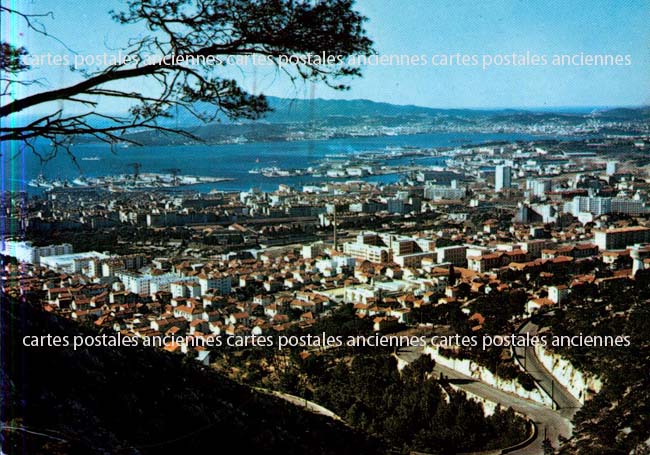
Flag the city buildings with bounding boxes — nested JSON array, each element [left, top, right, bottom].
[[424, 183, 466, 200], [606, 161, 618, 176], [4, 134, 650, 394], [40, 251, 110, 274], [526, 179, 552, 198], [198, 274, 233, 295], [117, 271, 191, 295], [1, 240, 73, 264], [594, 227, 650, 251], [435, 245, 468, 266], [495, 165, 512, 191], [569, 196, 648, 217], [343, 234, 391, 263]]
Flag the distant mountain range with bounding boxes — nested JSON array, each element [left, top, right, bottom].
[[169, 97, 506, 126], [16, 97, 646, 146], [167, 96, 650, 127], [115, 97, 648, 145]]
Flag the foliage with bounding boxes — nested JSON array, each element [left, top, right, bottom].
[[303, 351, 528, 454], [1, 1, 373, 152], [0, 297, 381, 454], [545, 277, 650, 454]]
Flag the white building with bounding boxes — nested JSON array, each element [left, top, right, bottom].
[[606, 161, 618, 176], [630, 244, 650, 276], [198, 274, 232, 295], [170, 280, 202, 298], [1, 240, 73, 264], [424, 183, 466, 200], [40, 251, 109, 274], [302, 242, 326, 259], [522, 240, 548, 258], [526, 179, 551, 198], [117, 271, 194, 295], [548, 285, 569, 305], [393, 251, 436, 268], [343, 240, 390, 263], [495, 165, 512, 192], [315, 255, 356, 274], [611, 198, 647, 216], [571, 196, 647, 217], [344, 285, 379, 304]]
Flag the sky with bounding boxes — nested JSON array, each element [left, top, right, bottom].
[[3, 0, 650, 112]]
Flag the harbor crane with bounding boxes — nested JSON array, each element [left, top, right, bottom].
[[129, 163, 141, 183]]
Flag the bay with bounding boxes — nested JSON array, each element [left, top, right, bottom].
[[2, 132, 567, 194]]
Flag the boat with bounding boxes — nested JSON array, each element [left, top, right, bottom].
[[30, 172, 235, 191], [81, 156, 101, 161], [73, 176, 90, 186], [27, 174, 53, 189], [231, 136, 248, 144]]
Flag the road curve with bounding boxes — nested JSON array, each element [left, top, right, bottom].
[[513, 320, 582, 420], [255, 387, 345, 422], [397, 346, 572, 455]]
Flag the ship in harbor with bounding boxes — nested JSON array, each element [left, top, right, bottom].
[[258, 167, 303, 177], [27, 174, 53, 190], [29, 173, 235, 191]]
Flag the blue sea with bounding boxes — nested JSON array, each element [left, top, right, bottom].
[[2, 132, 565, 195]]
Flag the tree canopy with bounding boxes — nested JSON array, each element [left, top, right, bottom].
[[0, 0, 373, 154]]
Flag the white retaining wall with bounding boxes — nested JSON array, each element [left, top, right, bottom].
[[425, 346, 554, 407], [534, 344, 602, 404]]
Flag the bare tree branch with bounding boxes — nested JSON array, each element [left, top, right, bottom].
[[1, 0, 373, 156]]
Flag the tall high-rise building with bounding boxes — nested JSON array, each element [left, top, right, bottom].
[[495, 165, 512, 192], [606, 161, 618, 176]]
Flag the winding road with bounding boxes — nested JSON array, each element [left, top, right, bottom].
[[397, 345, 573, 455], [513, 320, 582, 419], [260, 322, 580, 454]]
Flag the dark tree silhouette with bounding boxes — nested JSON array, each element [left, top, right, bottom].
[[448, 263, 456, 285], [0, 1, 373, 155]]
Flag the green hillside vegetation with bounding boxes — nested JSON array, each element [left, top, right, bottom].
[[0, 297, 381, 455], [213, 304, 530, 454], [300, 352, 529, 454], [545, 270, 650, 454]]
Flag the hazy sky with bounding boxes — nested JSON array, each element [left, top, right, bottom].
[[5, 0, 650, 110]]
